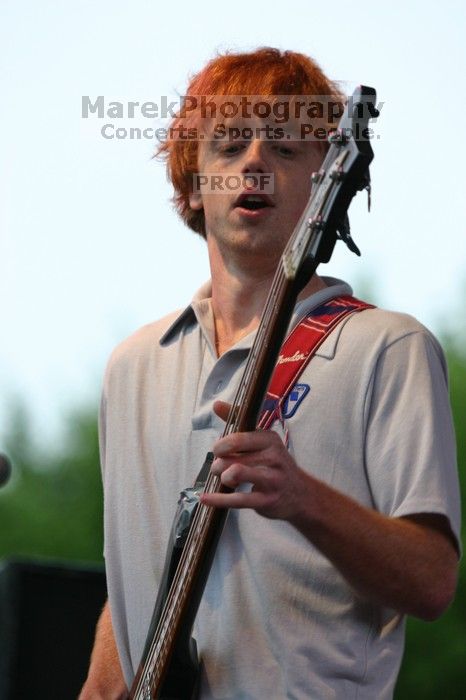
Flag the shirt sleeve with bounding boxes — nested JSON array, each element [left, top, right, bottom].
[[363, 330, 461, 552]]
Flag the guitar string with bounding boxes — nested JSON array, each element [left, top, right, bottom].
[[139, 223, 312, 693], [138, 274, 285, 693], [139, 261, 290, 695], [136, 202, 321, 696], [138, 196, 326, 697]]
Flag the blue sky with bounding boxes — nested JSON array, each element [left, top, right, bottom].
[[1, 0, 465, 444]]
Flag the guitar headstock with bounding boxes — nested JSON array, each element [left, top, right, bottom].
[[283, 86, 378, 282]]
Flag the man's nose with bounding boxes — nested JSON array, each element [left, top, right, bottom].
[[241, 139, 268, 173]]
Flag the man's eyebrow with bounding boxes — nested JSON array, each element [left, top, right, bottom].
[[206, 138, 223, 152]]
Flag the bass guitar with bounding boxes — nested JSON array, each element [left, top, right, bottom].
[[129, 85, 379, 700]]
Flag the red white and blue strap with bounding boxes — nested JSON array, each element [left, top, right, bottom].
[[257, 295, 374, 433]]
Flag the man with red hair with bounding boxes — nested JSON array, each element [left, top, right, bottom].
[[81, 48, 460, 699]]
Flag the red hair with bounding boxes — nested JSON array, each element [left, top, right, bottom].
[[156, 47, 343, 237]]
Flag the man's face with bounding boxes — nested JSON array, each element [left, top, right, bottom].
[[189, 116, 325, 265]]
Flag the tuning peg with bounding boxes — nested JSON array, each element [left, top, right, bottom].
[[328, 129, 349, 146], [311, 170, 325, 185], [337, 214, 361, 256], [330, 167, 345, 182], [357, 169, 372, 212]]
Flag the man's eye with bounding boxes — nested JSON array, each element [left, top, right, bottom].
[[220, 143, 244, 156], [273, 144, 295, 157]]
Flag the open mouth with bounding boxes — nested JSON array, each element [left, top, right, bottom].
[[234, 194, 273, 211]]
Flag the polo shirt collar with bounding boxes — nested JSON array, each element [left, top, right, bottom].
[[160, 276, 353, 359], [159, 279, 213, 346]]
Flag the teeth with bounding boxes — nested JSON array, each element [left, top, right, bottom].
[[243, 195, 263, 202]]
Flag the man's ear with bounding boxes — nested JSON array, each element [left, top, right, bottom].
[[189, 190, 203, 211]]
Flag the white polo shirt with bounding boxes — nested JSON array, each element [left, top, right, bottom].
[[100, 277, 460, 699]]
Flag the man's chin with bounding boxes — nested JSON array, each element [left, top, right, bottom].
[[213, 227, 289, 260]]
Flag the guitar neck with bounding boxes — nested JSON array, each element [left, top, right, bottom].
[[130, 85, 377, 699], [130, 156, 336, 700], [130, 263, 311, 699]]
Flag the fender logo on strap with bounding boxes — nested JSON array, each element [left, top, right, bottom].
[[277, 351, 307, 364]]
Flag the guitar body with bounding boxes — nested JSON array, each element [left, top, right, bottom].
[[132, 505, 202, 699], [156, 639, 200, 700]]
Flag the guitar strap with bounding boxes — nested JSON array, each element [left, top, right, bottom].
[[195, 294, 374, 485], [257, 294, 374, 434]]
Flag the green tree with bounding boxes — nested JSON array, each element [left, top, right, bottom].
[[0, 402, 103, 563]]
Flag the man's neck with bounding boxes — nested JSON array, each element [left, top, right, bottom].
[[209, 244, 327, 355]]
